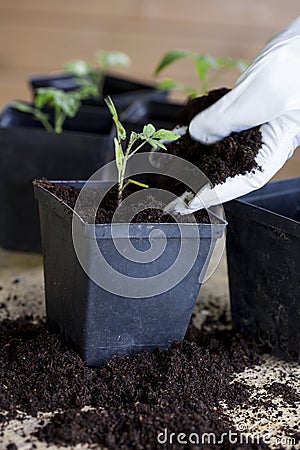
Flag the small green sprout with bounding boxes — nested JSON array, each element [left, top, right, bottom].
[[105, 96, 180, 204], [12, 83, 97, 133], [64, 51, 131, 100], [153, 49, 248, 97]]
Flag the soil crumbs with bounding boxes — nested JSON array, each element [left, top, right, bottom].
[[172, 88, 262, 186], [1, 314, 290, 450]]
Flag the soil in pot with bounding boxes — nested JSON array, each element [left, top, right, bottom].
[[36, 179, 212, 224]]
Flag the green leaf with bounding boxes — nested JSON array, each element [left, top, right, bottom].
[[153, 129, 180, 140], [216, 56, 232, 67], [142, 124, 156, 138], [153, 49, 194, 76], [35, 88, 56, 109], [104, 96, 126, 140], [35, 87, 82, 118], [158, 78, 180, 91], [58, 92, 80, 117], [34, 87, 85, 133], [183, 86, 199, 98], [158, 78, 198, 97], [114, 137, 124, 173], [215, 56, 248, 71], [11, 101, 36, 114], [146, 138, 167, 151], [63, 59, 94, 76], [198, 55, 218, 69], [129, 131, 138, 146], [194, 57, 211, 93], [153, 140, 168, 150], [96, 51, 130, 69], [11, 102, 53, 132], [60, 94, 81, 117], [154, 49, 248, 97], [77, 82, 99, 100], [104, 94, 117, 116]]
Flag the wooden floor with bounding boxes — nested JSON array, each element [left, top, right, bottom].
[[0, 0, 299, 179]]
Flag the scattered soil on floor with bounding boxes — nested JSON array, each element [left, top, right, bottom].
[[265, 382, 300, 407], [0, 316, 275, 449]]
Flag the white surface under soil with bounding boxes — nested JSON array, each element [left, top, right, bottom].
[[0, 246, 299, 450]]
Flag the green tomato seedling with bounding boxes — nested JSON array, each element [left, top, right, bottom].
[[12, 83, 97, 133], [105, 96, 180, 204], [64, 51, 131, 100], [153, 49, 248, 97]]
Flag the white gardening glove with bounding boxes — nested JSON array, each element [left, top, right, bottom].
[[166, 16, 300, 214]]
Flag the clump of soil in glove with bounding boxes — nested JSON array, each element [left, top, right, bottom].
[[0, 316, 272, 449], [150, 88, 263, 197], [168, 88, 263, 186]]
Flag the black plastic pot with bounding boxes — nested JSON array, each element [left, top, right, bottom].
[[1, 101, 114, 136], [29, 73, 167, 111], [34, 181, 226, 366], [225, 177, 300, 361], [121, 98, 184, 131], [0, 106, 114, 253]]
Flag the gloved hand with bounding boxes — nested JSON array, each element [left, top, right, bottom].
[[165, 16, 300, 215]]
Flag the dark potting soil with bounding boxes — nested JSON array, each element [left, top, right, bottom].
[[0, 316, 275, 449], [166, 88, 263, 187], [149, 89, 263, 199], [36, 179, 212, 224]]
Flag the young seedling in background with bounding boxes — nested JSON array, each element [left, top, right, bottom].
[[153, 49, 248, 97], [105, 96, 180, 204], [64, 50, 131, 100], [12, 83, 97, 133]]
